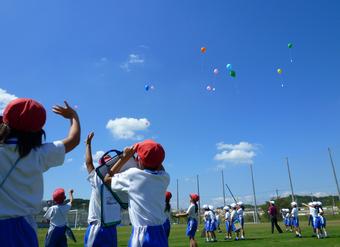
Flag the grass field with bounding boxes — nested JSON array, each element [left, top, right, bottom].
[[38, 219, 340, 246]]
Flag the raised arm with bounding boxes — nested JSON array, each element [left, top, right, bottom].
[[69, 189, 74, 206], [52, 101, 81, 153], [103, 146, 135, 185], [85, 132, 95, 173]]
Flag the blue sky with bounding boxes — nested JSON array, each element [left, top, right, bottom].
[[1, 0, 340, 208]]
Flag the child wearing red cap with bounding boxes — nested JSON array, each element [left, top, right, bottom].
[[163, 191, 172, 239], [104, 139, 170, 247], [84, 132, 121, 247], [44, 188, 74, 247], [175, 194, 199, 247], [0, 98, 80, 247]]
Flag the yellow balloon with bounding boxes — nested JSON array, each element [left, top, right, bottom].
[[277, 68, 282, 75]]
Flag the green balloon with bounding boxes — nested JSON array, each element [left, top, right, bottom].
[[229, 70, 236, 78], [288, 43, 293, 48]]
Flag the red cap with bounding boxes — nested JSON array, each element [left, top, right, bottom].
[[135, 140, 165, 170], [3, 98, 46, 132], [190, 193, 200, 202], [53, 188, 66, 204], [165, 191, 172, 202], [99, 155, 111, 165]]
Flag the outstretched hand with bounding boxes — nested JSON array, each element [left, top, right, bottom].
[[85, 132, 94, 145], [52, 101, 77, 119]]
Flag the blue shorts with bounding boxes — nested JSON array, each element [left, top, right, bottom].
[[129, 225, 167, 247], [0, 216, 38, 247], [163, 218, 171, 238], [291, 217, 299, 227], [320, 216, 326, 228], [284, 218, 291, 226], [209, 221, 216, 232], [204, 220, 210, 231], [313, 216, 321, 229], [186, 218, 198, 238], [45, 225, 67, 247], [84, 224, 117, 247], [225, 221, 231, 232]]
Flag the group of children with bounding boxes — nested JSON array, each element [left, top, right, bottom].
[[0, 97, 178, 247], [280, 200, 328, 239], [304, 201, 328, 239]]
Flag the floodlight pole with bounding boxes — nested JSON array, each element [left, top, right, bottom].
[[250, 163, 259, 223], [285, 157, 295, 202], [196, 175, 201, 222], [176, 178, 179, 224], [328, 148, 340, 201], [221, 170, 226, 206]]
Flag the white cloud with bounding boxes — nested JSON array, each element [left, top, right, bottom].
[[66, 158, 73, 163], [0, 88, 17, 114], [120, 54, 144, 72], [106, 117, 150, 140], [93, 150, 105, 163], [214, 141, 257, 165], [94, 57, 109, 67]]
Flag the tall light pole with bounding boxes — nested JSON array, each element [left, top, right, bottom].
[[285, 157, 295, 202], [221, 170, 226, 206], [196, 175, 201, 215], [176, 178, 179, 223], [250, 163, 259, 223], [328, 148, 340, 200]]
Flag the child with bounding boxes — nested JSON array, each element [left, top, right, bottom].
[[230, 203, 240, 240], [0, 99, 80, 246], [44, 188, 74, 246], [303, 202, 322, 239], [223, 206, 232, 240], [208, 205, 217, 242], [104, 139, 169, 247], [237, 201, 245, 240], [163, 191, 172, 239], [317, 202, 327, 238], [176, 194, 199, 247], [290, 202, 302, 238], [203, 205, 211, 242], [281, 209, 292, 232], [307, 202, 315, 234], [84, 132, 121, 247]]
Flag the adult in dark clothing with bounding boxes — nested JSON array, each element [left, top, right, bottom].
[[268, 201, 283, 234]]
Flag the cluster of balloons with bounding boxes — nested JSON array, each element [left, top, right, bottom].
[[226, 64, 236, 78], [144, 84, 155, 91], [206, 85, 216, 92], [276, 42, 293, 87]]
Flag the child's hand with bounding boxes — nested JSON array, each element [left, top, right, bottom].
[[85, 132, 94, 145], [53, 101, 77, 119]]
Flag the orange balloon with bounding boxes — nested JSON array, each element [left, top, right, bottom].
[[201, 47, 207, 53]]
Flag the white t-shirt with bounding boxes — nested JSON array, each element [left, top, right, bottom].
[[111, 168, 170, 226], [186, 203, 198, 221], [44, 203, 71, 227], [208, 211, 215, 223], [231, 210, 238, 221], [87, 170, 121, 225], [310, 207, 318, 217], [204, 211, 210, 221], [237, 208, 244, 218], [291, 207, 298, 218], [0, 140, 65, 219], [225, 211, 231, 221]]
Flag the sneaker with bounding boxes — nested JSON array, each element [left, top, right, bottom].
[[241, 236, 245, 240], [235, 237, 239, 241]]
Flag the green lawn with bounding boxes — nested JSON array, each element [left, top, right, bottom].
[[38, 219, 340, 246]]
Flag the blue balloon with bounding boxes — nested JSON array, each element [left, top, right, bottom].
[[144, 85, 150, 91], [226, 64, 232, 70]]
